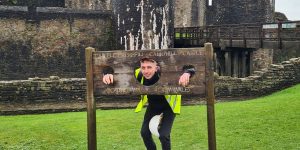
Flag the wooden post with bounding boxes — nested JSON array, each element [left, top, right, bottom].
[[233, 51, 239, 78], [278, 22, 282, 49], [205, 43, 217, 150], [243, 25, 247, 48], [229, 27, 233, 47], [259, 24, 263, 48], [249, 50, 254, 75], [217, 27, 221, 47], [224, 51, 232, 76], [85, 47, 97, 150], [241, 51, 247, 77]]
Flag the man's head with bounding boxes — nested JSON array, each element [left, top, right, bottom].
[[140, 58, 159, 79]]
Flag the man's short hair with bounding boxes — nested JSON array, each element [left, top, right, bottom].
[[140, 57, 157, 64]]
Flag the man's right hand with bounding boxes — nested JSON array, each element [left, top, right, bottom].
[[103, 74, 114, 84]]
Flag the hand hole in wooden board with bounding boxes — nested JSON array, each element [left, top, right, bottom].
[[102, 66, 115, 85], [134, 57, 161, 86]]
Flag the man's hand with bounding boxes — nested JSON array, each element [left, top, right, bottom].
[[178, 73, 191, 87], [103, 74, 114, 85]]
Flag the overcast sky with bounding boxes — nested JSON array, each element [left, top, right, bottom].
[[275, 0, 300, 21]]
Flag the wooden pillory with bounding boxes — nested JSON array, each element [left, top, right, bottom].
[[85, 43, 216, 150]]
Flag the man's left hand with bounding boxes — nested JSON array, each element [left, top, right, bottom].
[[178, 73, 191, 87]]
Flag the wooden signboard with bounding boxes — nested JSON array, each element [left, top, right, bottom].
[[85, 43, 216, 150]]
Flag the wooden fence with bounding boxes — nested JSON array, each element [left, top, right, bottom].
[[175, 21, 300, 49]]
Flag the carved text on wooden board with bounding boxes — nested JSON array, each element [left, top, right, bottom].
[[92, 48, 208, 96]]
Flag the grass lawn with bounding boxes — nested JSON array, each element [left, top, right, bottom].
[[0, 84, 299, 150]]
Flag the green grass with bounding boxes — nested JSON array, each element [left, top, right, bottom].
[[0, 84, 299, 150]]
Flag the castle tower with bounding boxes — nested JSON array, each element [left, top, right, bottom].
[[174, 0, 206, 27], [112, 0, 174, 50], [206, 0, 275, 25]]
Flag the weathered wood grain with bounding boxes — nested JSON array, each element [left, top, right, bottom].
[[92, 48, 207, 96]]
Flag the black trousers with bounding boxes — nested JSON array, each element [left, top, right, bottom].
[[140, 106, 175, 150]]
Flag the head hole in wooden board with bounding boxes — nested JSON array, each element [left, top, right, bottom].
[[134, 57, 161, 86]]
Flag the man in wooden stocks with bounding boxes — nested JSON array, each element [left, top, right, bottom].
[[102, 57, 195, 150]]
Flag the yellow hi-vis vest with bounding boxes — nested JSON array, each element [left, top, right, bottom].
[[134, 68, 182, 114]]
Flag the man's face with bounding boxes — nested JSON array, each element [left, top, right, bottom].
[[140, 60, 158, 79]]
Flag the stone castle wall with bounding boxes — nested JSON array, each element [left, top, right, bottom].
[[206, 0, 275, 25], [1, 57, 299, 114], [0, 6, 113, 80], [216, 57, 300, 98], [0, 1, 296, 115], [252, 48, 274, 71], [174, 0, 206, 27], [65, 0, 112, 11], [112, 0, 174, 50]]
